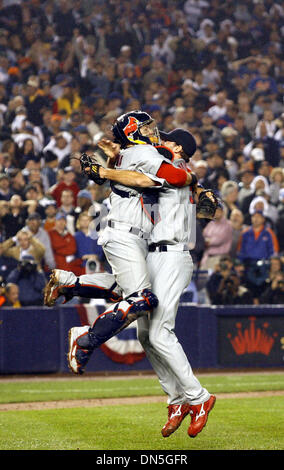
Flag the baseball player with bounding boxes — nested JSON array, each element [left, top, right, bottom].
[[97, 128, 216, 438], [45, 111, 197, 375], [44, 125, 217, 438], [136, 129, 216, 438]]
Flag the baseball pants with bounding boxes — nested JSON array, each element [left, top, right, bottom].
[[137, 249, 210, 405], [99, 226, 151, 297]]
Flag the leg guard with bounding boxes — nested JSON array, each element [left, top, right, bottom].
[[77, 289, 158, 351]]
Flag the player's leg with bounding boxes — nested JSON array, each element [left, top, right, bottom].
[[68, 290, 158, 374], [101, 229, 152, 297], [137, 314, 186, 404], [145, 251, 214, 437], [44, 269, 123, 306]]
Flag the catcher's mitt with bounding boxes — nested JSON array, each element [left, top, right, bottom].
[[196, 189, 219, 219], [79, 153, 106, 185]]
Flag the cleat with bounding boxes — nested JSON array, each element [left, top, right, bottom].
[[43, 269, 62, 306], [161, 403, 191, 438], [68, 326, 91, 375], [187, 395, 216, 438]]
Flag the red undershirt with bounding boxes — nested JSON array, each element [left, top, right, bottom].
[[156, 162, 188, 187]]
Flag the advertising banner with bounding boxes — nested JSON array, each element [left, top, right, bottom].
[[218, 311, 284, 367]]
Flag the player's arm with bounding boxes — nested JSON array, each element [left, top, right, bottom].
[[97, 139, 196, 187], [99, 163, 197, 188], [99, 167, 157, 187]]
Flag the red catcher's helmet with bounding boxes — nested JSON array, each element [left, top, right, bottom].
[[112, 110, 160, 148]]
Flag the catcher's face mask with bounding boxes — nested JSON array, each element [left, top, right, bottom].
[[139, 120, 160, 145]]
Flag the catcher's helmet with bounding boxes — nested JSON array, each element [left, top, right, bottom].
[[112, 110, 160, 148]]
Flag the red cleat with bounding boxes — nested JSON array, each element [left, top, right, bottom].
[[161, 403, 191, 437], [188, 395, 216, 438]]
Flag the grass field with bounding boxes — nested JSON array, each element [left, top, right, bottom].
[[1, 371, 284, 451]]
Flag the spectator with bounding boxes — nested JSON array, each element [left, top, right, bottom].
[[41, 151, 58, 190], [9, 169, 26, 198], [50, 166, 80, 208], [0, 276, 6, 307], [207, 259, 253, 305], [1, 194, 33, 239], [276, 188, 284, 253], [207, 91, 228, 122], [0, 173, 13, 201], [248, 192, 278, 229], [264, 256, 284, 291], [241, 175, 270, 217], [75, 189, 93, 218], [192, 160, 211, 188], [74, 211, 104, 271], [43, 201, 57, 232], [25, 212, 55, 271], [57, 189, 76, 235], [237, 169, 254, 207], [56, 80, 82, 117], [229, 208, 245, 258], [259, 272, 284, 305], [199, 112, 221, 144], [0, 239, 18, 282], [1, 228, 45, 265], [269, 167, 284, 205], [220, 180, 239, 219], [24, 75, 50, 126], [43, 131, 72, 164], [7, 255, 46, 306], [200, 205, 233, 270], [1, 282, 21, 308], [237, 209, 279, 300], [22, 184, 46, 219], [48, 212, 83, 275], [237, 210, 279, 263], [248, 62, 278, 96]]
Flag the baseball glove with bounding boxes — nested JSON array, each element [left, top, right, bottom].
[[196, 189, 219, 219], [79, 153, 106, 185]]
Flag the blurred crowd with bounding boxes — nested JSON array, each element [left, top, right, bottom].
[[0, 0, 283, 308]]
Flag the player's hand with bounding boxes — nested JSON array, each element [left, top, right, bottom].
[[98, 139, 120, 160]]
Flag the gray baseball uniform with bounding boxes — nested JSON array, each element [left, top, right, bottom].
[[137, 159, 210, 405], [98, 144, 168, 297]]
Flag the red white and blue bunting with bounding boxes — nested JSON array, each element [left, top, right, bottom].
[[76, 303, 146, 365]]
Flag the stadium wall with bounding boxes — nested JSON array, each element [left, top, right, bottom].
[[0, 304, 283, 374]]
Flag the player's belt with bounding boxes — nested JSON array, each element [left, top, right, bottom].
[[148, 243, 189, 252], [110, 183, 138, 198], [107, 220, 149, 238]]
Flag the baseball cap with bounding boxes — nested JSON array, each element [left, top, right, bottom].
[[159, 128, 197, 158], [55, 212, 66, 220], [27, 212, 42, 221], [77, 189, 92, 201], [63, 166, 74, 173]]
